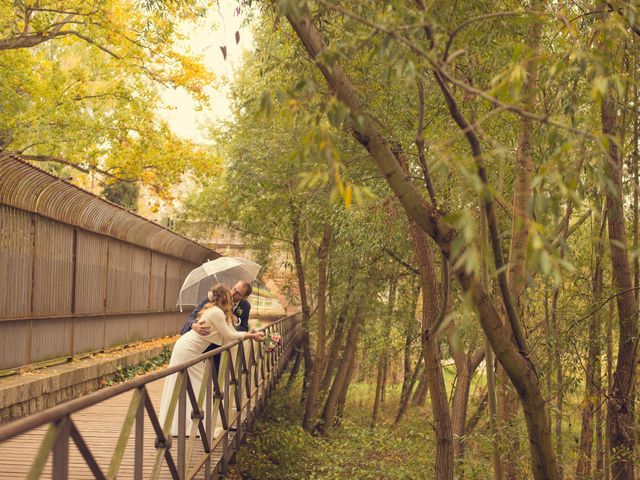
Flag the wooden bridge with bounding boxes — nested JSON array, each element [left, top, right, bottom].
[[0, 314, 301, 479], [0, 153, 302, 478]]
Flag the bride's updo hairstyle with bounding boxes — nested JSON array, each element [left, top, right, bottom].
[[197, 284, 234, 325]]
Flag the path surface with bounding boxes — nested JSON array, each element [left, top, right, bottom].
[[0, 378, 233, 479]]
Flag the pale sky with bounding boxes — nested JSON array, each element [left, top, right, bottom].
[[158, 2, 254, 143]]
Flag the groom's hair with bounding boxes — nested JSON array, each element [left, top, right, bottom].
[[238, 281, 253, 297]]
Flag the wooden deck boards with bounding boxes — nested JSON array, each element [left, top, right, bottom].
[[0, 379, 238, 479]]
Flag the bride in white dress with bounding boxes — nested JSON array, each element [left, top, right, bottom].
[[158, 284, 265, 436]]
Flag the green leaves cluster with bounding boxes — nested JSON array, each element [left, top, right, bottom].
[[0, 0, 220, 195]]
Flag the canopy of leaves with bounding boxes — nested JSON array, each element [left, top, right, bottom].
[[0, 0, 221, 195]]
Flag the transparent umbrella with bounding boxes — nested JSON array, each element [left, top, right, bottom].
[[176, 257, 261, 308]]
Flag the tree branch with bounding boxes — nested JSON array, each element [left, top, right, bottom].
[[18, 153, 133, 182], [383, 247, 420, 275], [318, 0, 593, 138]]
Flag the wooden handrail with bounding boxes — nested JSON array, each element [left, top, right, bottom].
[[13, 312, 301, 479], [0, 313, 299, 441]]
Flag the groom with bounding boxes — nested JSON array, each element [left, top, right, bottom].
[[179, 280, 253, 342]]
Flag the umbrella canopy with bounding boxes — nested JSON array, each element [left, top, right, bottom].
[[176, 256, 261, 307]]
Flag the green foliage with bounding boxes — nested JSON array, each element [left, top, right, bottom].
[[107, 346, 172, 386], [102, 180, 140, 211], [232, 378, 436, 480], [0, 0, 220, 193], [184, 1, 640, 476]]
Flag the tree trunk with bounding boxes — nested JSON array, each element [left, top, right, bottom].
[[371, 354, 385, 427], [380, 354, 388, 404], [291, 205, 313, 405], [480, 206, 502, 480], [633, 35, 639, 309], [576, 210, 606, 478], [632, 48, 640, 476], [596, 350, 604, 479], [285, 10, 559, 479], [320, 312, 346, 391], [496, 366, 521, 479], [451, 348, 485, 464], [318, 290, 367, 433], [396, 350, 424, 424], [603, 298, 613, 480], [396, 283, 422, 423], [303, 224, 332, 430], [501, 3, 545, 476], [399, 331, 414, 405], [550, 284, 563, 479], [412, 367, 429, 406], [410, 222, 454, 480], [320, 272, 355, 392], [372, 276, 397, 426], [335, 345, 358, 426], [600, 44, 638, 478]]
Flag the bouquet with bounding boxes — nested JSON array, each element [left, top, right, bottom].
[[263, 333, 282, 352]]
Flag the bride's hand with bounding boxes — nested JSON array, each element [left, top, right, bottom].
[[252, 331, 266, 342]]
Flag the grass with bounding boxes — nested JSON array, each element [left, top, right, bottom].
[[229, 363, 601, 479], [229, 375, 442, 480]]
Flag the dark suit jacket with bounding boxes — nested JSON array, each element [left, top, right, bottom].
[[179, 297, 209, 335], [233, 299, 251, 332], [179, 298, 218, 353]]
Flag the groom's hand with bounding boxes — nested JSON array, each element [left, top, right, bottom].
[[192, 322, 211, 336]]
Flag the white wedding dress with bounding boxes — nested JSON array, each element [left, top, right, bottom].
[[158, 306, 246, 436]]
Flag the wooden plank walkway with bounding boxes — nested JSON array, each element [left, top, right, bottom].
[[0, 378, 234, 479]]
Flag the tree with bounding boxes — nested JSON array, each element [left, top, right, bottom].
[[281, 5, 560, 478], [102, 180, 140, 210], [0, 0, 219, 193], [176, 1, 640, 477]]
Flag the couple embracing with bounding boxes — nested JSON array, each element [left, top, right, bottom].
[[158, 281, 265, 435]]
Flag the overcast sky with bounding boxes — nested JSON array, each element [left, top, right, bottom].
[[158, 2, 254, 143]]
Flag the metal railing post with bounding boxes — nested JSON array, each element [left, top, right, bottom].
[[221, 350, 230, 475], [52, 417, 70, 480], [235, 342, 244, 451], [134, 388, 145, 480], [178, 371, 187, 479], [205, 356, 213, 479]]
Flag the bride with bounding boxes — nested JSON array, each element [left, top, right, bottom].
[[158, 283, 265, 436]]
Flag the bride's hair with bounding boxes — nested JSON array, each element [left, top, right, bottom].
[[197, 284, 234, 325]]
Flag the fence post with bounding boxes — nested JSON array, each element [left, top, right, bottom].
[[134, 387, 145, 480], [235, 342, 244, 451], [178, 372, 187, 479], [221, 350, 230, 475], [52, 417, 70, 480], [205, 355, 213, 479]]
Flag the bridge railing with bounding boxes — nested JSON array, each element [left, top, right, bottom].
[[0, 313, 301, 479]]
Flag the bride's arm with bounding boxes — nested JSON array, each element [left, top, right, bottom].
[[204, 308, 264, 343]]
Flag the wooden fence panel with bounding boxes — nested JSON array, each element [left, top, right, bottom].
[[149, 252, 166, 311], [0, 154, 219, 372], [0, 206, 33, 318], [129, 247, 151, 312], [33, 218, 74, 317], [74, 231, 109, 315]]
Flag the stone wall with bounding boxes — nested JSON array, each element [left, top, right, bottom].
[[0, 338, 175, 423]]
